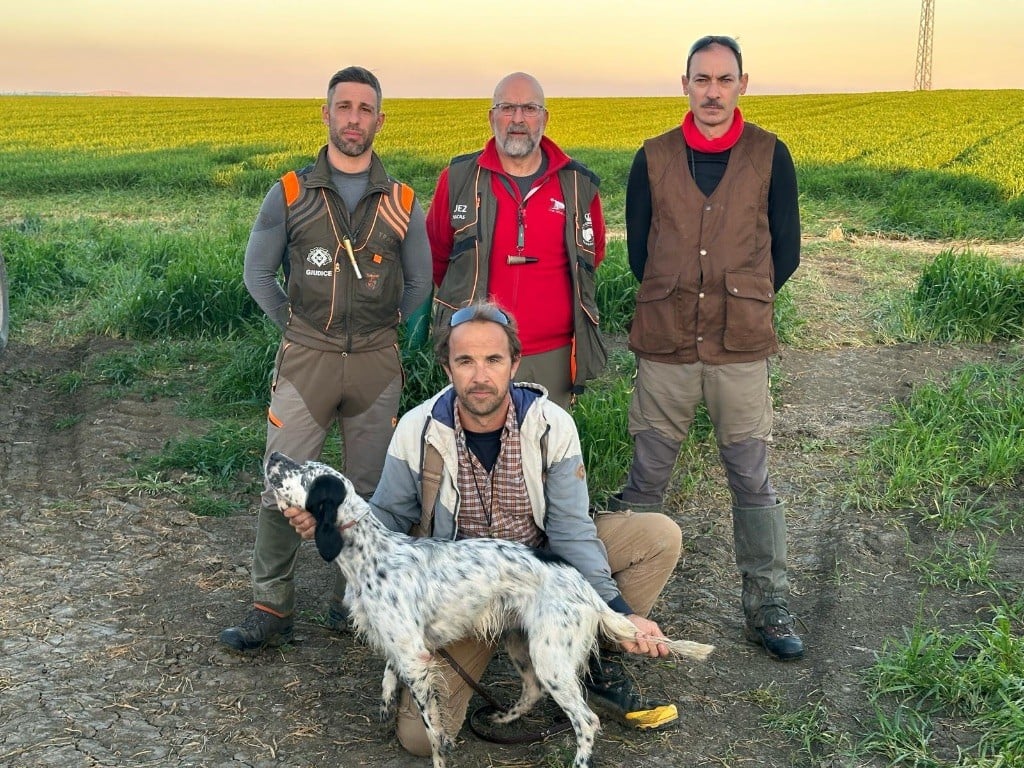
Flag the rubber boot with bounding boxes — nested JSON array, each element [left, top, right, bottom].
[[733, 502, 804, 661]]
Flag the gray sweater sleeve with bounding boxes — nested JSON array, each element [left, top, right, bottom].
[[399, 200, 433, 319], [242, 183, 290, 331]]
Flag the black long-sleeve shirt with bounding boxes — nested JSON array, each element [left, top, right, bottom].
[[625, 138, 801, 292]]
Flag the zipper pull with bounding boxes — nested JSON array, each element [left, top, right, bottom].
[[342, 237, 362, 280], [517, 207, 525, 250]]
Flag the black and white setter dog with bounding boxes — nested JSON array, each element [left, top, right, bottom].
[[265, 451, 714, 768]]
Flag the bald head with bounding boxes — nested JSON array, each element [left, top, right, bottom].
[[488, 72, 548, 168], [493, 72, 545, 104]]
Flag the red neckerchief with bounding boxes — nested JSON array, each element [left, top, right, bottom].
[[681, 108, 744, 153]]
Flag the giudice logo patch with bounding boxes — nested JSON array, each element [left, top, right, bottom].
[[305, 246, 334, 277], [306, 247, 332, 268]]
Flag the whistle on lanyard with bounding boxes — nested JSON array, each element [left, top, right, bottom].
[[342, 237, 363, 280], [506, 207, 538, 265]]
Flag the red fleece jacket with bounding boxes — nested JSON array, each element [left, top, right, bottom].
[[427, 137, 606, 356]]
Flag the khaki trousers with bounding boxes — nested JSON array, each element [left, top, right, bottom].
[[628, 358, 773, 447], [620, 358, 775, 505], [514, 344, 573, 410], [251, 344, 401, 615], [396, 511, 681, 756]]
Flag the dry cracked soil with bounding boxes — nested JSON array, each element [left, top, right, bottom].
[[0, 336, 1017, 767]]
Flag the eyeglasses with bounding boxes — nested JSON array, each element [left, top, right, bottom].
[[450, 305, 510, 327], [491, 102, 545, 118], [686, 35, 743, 74]]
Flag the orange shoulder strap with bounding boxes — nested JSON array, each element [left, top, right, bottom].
[[281, 171, 301, 207], [395, 182, 415, 215]]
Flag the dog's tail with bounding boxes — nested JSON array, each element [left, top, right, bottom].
[[598, 610, 715, 662]]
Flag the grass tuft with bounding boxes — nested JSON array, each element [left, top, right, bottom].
[[853, 355, 1024, 512], [908, 249, 1024, 343]]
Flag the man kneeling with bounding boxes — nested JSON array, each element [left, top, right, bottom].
[[285, 301, 684, 751]]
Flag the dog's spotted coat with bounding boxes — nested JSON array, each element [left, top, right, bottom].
[[265, 451, 714, 768]]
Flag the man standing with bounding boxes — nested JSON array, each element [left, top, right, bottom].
[[285, 302, 685, 750], [610, 36, 804, 661], [220, 66, 432, 651], [426, 72, 607, 409]]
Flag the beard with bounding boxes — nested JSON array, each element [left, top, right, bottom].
[[497, 124, 540, 158], [329, 123, 376, 158], [457, 384, 507, 420]]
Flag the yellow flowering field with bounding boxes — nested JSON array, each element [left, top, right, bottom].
[[2, 90, 1022, 197]]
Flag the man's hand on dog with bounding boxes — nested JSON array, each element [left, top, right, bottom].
[[621, 614, 671, 657], [283, 506, 316, 540]]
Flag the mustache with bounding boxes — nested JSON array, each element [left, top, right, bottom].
[[701, 100, 723, 108]]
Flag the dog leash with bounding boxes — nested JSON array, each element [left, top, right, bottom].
[[437, 648, 574, 745]]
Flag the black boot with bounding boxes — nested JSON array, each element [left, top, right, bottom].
[[218, 608, 294, 651], [585, 653, 678, 730], [322, 601, 350, 633], [744, 604, 804, 661], [605, 493, 662, 513]]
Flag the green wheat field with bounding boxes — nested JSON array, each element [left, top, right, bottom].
[[2, 90, 1023, 239]]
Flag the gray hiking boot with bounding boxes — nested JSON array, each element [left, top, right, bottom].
[[218, 608, 294, 651]]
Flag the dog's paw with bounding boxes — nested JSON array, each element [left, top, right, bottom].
[[439, 732, 455, 756], [490, 709, 519, 725], [379, 700, 397, 723], [379, 688, 398, 723]]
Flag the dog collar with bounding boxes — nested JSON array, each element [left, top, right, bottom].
[[338, 508, 371, 532]]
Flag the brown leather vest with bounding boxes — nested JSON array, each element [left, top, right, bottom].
[[629, 123, 779, 364]]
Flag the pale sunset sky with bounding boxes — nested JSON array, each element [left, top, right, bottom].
[[2, 0, 1021, 98]]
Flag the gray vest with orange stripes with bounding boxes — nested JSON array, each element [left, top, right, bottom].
[[281, 145, 415, 353]]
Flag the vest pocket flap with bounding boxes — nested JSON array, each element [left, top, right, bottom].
[[629, 274, 681, 355], [723, 270, 776, 353], [635, 274, 678, 303], [724, 270, 774, 303]]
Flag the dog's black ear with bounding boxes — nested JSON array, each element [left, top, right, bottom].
[[306, 475, 346, 562]]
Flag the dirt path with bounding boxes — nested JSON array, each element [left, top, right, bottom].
[[0, 338, 1010, 767], [803, 232, 1024, 261]]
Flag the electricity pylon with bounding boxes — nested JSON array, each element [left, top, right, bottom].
[[915, 0, 935, 90]]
